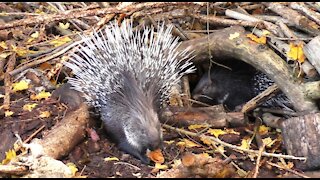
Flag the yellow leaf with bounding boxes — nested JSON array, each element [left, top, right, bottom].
[[154, 163, 168, 170], [215, 145, 225, 153], [59, 22, 70, 30], [164, 140, 175, 145], [1, 149, 16, 165], [262, 137, 276, 148], [240, 138, 251, 150], [229, 32, 240, 40], [287, 42, 305, 63], [188, 124, 209, 130], [31, 31, 39, 38], [200, 136, 212, 145], [30, 91, 51, 100], [246, 33, 266, 44], [39, 111, 51, 118], [0, 52, 12, 59], [207, 129, 226, 138], [49, 36, 72, 47], [224, 128, 240, 135], [23, 103, 37, 112], [5, 110, 14, 117], [177, 139, 200, 148], [172, 159, 181, 168], [66, 162, 78, 176], [104, 157, 119, 161], [12, 80, 29, 92], [262, 30, 270, 36], [258, 125, 270, 135], [0, 41, 8, 49], [11, 45, 37, 57], [35, 9, 45, 14]]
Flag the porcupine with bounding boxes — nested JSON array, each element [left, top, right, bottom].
[[64, 21, 195, 164], [192, 61, 292, 111]]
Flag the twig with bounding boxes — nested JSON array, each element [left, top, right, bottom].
[[9, 40, 82, 77], [0, 2, 201, 30], [253, 143, 265, 178], [266, 161, 310, 178], [3, 52, 16, 109], [162, 124, 307, 161], [23, 125, 45, 144]]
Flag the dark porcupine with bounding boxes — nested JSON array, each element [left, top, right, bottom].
[[64, 21, 195, 164], [192, 62, 292, 111]]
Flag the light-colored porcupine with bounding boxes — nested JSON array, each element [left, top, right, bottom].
[[65, 20, 195, 164]]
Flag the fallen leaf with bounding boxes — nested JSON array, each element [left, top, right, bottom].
[[177, 139, 201, 148], [240, 138, 251, 150], [0, 41, 8, 49], [49, 36, 72, 47], [164, 140, 175, 145], [104, 157, 119, 161], [0, 52, 12, 59], [147, 149, 164, 164], [66, 162, 78, 176], [258, 125, 270, 135], [4, 110, 14, 117], [59, 22, 70, 30], [188, 124, 209, 130], [30, 91, 51, 100], [154, 163, 168, 170], [12, 80, 29, 92], [262, 137, 276, 148], [31, 31, 39, 38], [207, 129, 226, 138], [200, 136, 212, 145], [287, 42, 305, 63], [23, 103, 38, 112], [39, 111, 51, 118], [246, 33, 266, 44], [229, 32, 240, 40], [1, 149, 16, 165]]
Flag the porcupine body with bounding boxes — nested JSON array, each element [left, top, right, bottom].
[[192, 61, 291, 111], [65, 21, 195, 164]]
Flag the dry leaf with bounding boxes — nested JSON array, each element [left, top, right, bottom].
[[229, 32, 240, 40], [207, 129, 226, 138], [30, 91, 51, 100], [164, 140, 175, 145], [59, 22, 70, 30], [262, 137, 276, 148], [23, 103, 37, 112], [5, 110, 14, 117], [287, 42, 305, 63], [49, 36, 72, 47], [12, 80, 29, 92], [104, 157, 119, 161], [1, 149, 16, 165], [188, 124, 209, 130], [177, 139, 201, 148], [0, 52, 12, 59], [66, 162, 78, 176], [39, 111, 51, 118], [200, 136, 212, 145], [11, 45, 37, 57], [0, 41, 8, 49], [240, 138, 251, 150], [258, 125, 270, 135], [147, 149, 164, 164], [246, 33, 266, 44]]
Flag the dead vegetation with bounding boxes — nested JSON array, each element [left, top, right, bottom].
[[1, 2, 320, 178]]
